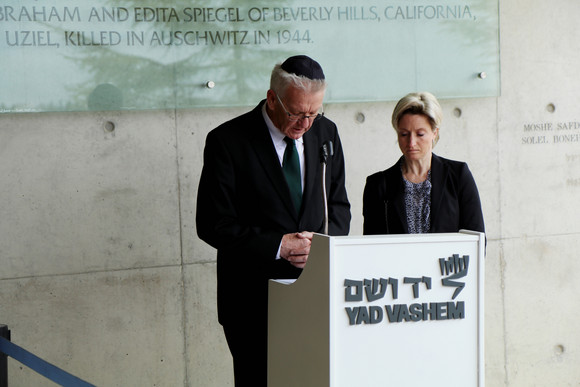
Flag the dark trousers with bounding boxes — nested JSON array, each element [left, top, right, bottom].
[[223, 321, 267, 387]]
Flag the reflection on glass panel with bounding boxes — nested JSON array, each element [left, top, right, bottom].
[[0, 0, 499, 113]]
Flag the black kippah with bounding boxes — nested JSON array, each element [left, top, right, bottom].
[[280, 55, 325, 80]]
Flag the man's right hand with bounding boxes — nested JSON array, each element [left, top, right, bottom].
[[280, 232, 313, 269]]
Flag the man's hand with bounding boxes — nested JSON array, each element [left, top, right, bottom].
[[280, 232, 314, 269]]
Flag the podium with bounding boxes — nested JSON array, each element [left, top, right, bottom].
[[268, 231, 485, 386]]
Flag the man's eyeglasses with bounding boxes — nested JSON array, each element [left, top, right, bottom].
[[275, 93, 324, 122]]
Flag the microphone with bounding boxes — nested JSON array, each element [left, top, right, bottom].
[[320, 141, 334, 234], [321, 141, 334, 164]]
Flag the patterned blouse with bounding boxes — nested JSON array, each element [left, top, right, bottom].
[[403, 169, 432, 234]]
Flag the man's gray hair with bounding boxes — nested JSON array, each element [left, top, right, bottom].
[[270, 63, 327, 98]]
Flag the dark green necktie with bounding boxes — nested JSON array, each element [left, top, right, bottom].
[[283, 137, 302, 212]]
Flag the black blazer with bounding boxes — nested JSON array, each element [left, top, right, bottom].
[[196, 101, 351, 326], [363, 154, 484, 235]]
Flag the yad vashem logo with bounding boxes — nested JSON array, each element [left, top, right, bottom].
[[343, 254, 469, 326]]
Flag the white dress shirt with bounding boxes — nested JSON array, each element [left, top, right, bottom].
[[262, 103, 306, 260]]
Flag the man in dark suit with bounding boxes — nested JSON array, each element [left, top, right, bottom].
[[196, 55, 351, 386]]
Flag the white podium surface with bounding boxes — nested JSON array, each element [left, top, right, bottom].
[[268, 231, 485, 387]]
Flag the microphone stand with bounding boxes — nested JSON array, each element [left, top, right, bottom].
[[320, 141, 333, 235]]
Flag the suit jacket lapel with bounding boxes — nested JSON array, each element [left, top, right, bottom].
[[430, 154, 445, 232], [390, 157, 409, 234], [249, 102, 299, 219], [302, 130, 319, 218]]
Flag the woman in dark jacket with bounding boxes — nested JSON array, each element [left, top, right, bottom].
[[363, 92, 485, 235]]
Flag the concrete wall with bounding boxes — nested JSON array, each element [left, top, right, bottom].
[[1, 0, 579, 385]]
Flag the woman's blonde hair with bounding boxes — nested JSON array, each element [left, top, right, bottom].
[[391, 91, 442, 144]]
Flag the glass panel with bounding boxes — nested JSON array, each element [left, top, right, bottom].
[[0, 0, 499, 113]]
